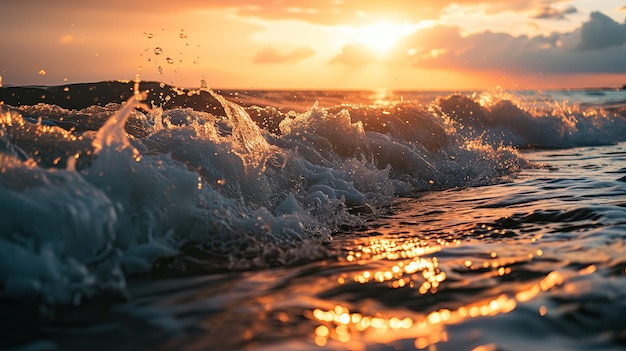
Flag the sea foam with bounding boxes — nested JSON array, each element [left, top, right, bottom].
[[2, 82, 624, 307]]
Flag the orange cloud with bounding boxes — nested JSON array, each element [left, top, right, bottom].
[[253, 46, 315, 64], [6, 0, 569, 25], [330, 44, 378, 65], [59, 34, 84, 44], [59, 34, 75, 44], [224, 0, 573, 26]]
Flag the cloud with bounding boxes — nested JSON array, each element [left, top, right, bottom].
[[330, 44, 378, 65], [224, 0, 569, 25], [59, 34, 85, 44], [532, 5, 577, 20], [389, 11, 626, 74], [253, 46, 314, 64], [59, 34, 75, 44], [578, 11, 626, 50], [6, 0, 566, 25]]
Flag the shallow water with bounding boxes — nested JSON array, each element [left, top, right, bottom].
[[143, 143, 625, 351], [5, 144, 625, 351], [1, 83, 626, 350]]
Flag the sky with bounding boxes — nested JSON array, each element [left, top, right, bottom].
[[1, 0, 625, 90]]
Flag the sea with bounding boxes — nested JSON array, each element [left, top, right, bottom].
[[0, 81, 625, 351]]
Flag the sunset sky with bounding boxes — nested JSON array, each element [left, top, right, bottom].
[[1, 1, 625, 90]]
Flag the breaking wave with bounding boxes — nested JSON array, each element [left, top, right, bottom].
[[0, 81, 624, 306]]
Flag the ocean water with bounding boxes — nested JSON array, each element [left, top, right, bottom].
[[0, 82, 625, 350]]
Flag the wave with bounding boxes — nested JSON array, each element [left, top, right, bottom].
[[0, 81, 624, 306], [437, 92, 626, 148]]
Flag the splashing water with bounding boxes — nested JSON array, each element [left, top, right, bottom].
[[92, 92, 149, 155], [1, 81, 626, 350]]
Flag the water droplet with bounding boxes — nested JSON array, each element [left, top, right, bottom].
[[154, 47, 163, 55], [38, 69, 47, 75], [157, 66, 163, 74], [144, 32, 154, 39], [166, 57, 174, 64], [159, 82, 165, 88]]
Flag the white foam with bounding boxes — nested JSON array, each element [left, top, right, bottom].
[[7, 87, 617, 306]]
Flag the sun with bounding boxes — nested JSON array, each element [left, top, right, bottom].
[[352, 22, 416, 52]]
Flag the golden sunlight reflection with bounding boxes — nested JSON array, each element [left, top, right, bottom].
[[342, 237, 446, 262], [304, 229, 589, 349], [309, 294, 516, 348], [348, 255, 446, 294], [369, 88, 395, 108], [307, 270, 574, 349]]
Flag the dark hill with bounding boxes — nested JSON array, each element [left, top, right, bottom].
[[0, 81, 226, 114], [0, 81, 290, 134]]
